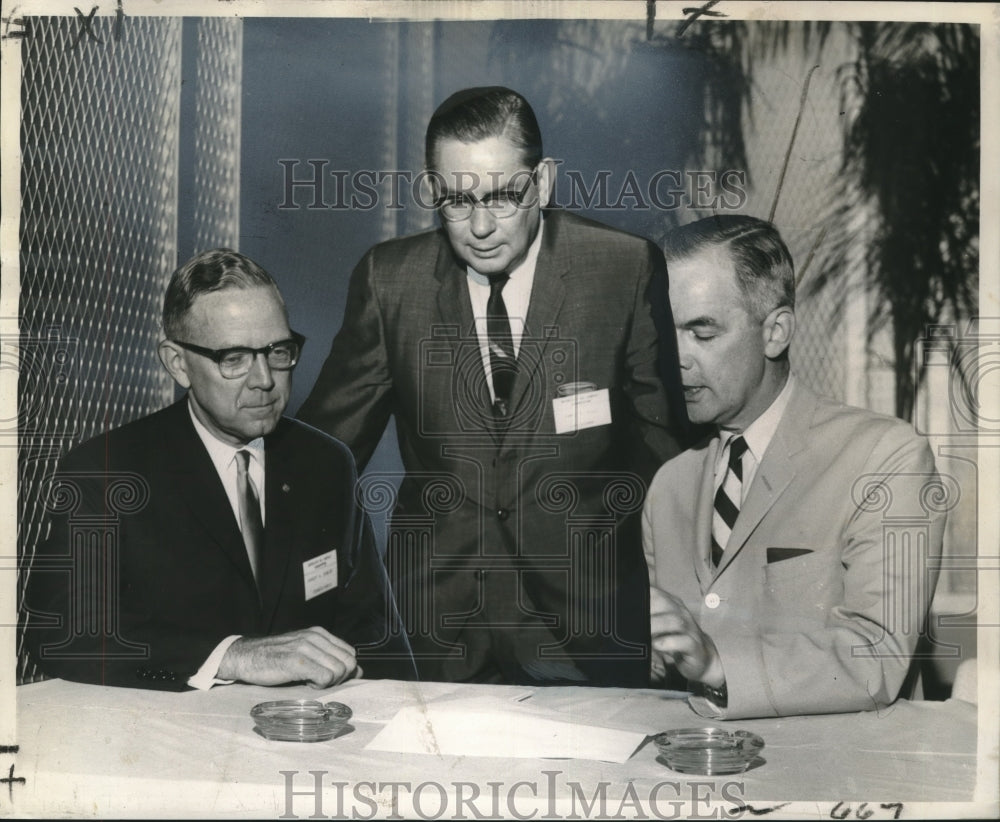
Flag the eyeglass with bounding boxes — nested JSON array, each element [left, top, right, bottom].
[[436, 169, 539, 222], [173, 332, 306, 379]]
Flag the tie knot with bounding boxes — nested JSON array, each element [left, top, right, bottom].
[[487, 273, 510, 293], [236, 449, 253, 473], [727, 436, 748, 467]]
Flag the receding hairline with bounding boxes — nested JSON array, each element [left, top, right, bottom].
[[164, 252, 287, 349], [167, 281, 287, 339], [426, 131, 539, 176], [665, 232, 794, 321]]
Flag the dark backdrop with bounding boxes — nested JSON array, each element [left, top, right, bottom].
[[238, 19, 706, 477]]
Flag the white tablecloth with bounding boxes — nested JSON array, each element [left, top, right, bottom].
[[10, 678, 991, 819]]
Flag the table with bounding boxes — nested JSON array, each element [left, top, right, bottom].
[[9, 678, 992, 819]]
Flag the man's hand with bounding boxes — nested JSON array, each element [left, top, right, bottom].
[[650, 589, 724, 688], [218, 627, 360, 688]]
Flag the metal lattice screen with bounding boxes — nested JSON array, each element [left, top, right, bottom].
[[190, 19, 242, 254], [16, 16, 242, 684]]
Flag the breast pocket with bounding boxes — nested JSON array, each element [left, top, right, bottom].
[[761, 547, 840, 631]]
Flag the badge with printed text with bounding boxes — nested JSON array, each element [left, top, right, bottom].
[[552, 387, 612, 434], [303, 549, 338, 600]]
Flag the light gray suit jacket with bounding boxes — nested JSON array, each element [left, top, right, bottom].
[[644, 381, 945, 718]]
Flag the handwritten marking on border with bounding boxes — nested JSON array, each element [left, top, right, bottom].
[[677, 0, 727, 37], [1, 13, 28, 39], [114, 0, 124, 42], [1, 764, 26, 802], [68, 5, 102, 50]]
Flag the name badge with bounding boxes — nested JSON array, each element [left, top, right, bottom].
[[552, 388, 612, 434], [303, 549, 338, 600]]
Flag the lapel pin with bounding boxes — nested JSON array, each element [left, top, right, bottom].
[[282, 483, 291, 493]]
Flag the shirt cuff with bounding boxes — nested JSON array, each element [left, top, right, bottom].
[[688, 693, 726, 719], [187, 635, 242, 690]]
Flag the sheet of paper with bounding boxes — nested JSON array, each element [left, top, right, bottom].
[[364, 697, 648, 762], [317, 679, 535, 723]]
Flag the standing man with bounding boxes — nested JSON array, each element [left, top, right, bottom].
[[299, 87, 685, 686], [644, 215, 945, 718], [25, 249, 412, 690]]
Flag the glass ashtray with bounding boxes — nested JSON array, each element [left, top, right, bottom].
[[251, 699, 352, 742], [653, 727, 764, 775]]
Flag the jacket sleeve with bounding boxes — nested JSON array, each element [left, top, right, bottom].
[[21, 450, 221, 691], [298, 249, 394, 472], [623, 241, 685, 476]]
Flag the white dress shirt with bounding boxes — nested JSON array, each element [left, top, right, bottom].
[[713, 374, 796, 502], [466, 217, 544, 400]]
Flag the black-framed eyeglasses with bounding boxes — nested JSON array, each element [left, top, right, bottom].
[[436, 168, 539, 222], [173, 331, 306, 379]]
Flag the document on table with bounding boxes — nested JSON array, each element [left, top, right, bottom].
[[364, 694, 649, 763], [320, 679, 475, 723]]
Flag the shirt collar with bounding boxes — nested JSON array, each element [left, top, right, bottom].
[[719, 374, 796, 464], [187, 398, 265, 474], [466, 213, 545, 285]]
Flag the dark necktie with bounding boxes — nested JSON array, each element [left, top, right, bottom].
[[486, 273, 516, 417], [236, 449, 264, 589], [711, 436, 749, 567]]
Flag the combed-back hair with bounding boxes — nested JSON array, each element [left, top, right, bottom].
[[162, 248, 283, 338], [425, 86, 543, 171], [663, 215, 795, 321]]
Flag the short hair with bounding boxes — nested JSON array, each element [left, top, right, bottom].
[[162, 248, 283, 339], [663, 215, 795, 320], [425, 86, 543, 171]]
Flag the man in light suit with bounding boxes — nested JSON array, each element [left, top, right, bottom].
[[24, 249, 413, 690], [644, 215, 945, 718], [299, 87, 685, 686]]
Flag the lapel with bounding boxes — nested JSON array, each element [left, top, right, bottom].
[[507, 212, 568, 422], [693, 437, 723, 592], [162, 401, 259, 593], [260, 425, 296, 629], [434, 229, 475, 341], [712, 383, 813, 579], [433, 233, 493, 409], [434, 217, 569, 442]]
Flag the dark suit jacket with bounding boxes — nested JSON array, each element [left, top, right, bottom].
[[299, 210, 684, 686], [644, 382, 945, 718], [23, 399, 414, 690]]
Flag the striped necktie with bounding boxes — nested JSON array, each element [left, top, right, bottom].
[[236, 449, 264, 589], [711, 435, 748, 567], [486, 273, 516, 417]]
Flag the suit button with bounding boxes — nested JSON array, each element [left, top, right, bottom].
[[705, 592, 721, 609], [496, 508, 509, 521]]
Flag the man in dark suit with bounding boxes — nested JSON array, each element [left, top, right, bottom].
[[644, 216, 945, 718], [299, 87, 685, 686], [24, 249, 412, 690]]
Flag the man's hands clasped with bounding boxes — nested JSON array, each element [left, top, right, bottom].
[[219, 627, 361, 688]]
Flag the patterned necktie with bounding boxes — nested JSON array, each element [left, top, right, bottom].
[[236, 449, 264, 589], [711, 435, 749, 567], [486, 273, 516, 417]]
